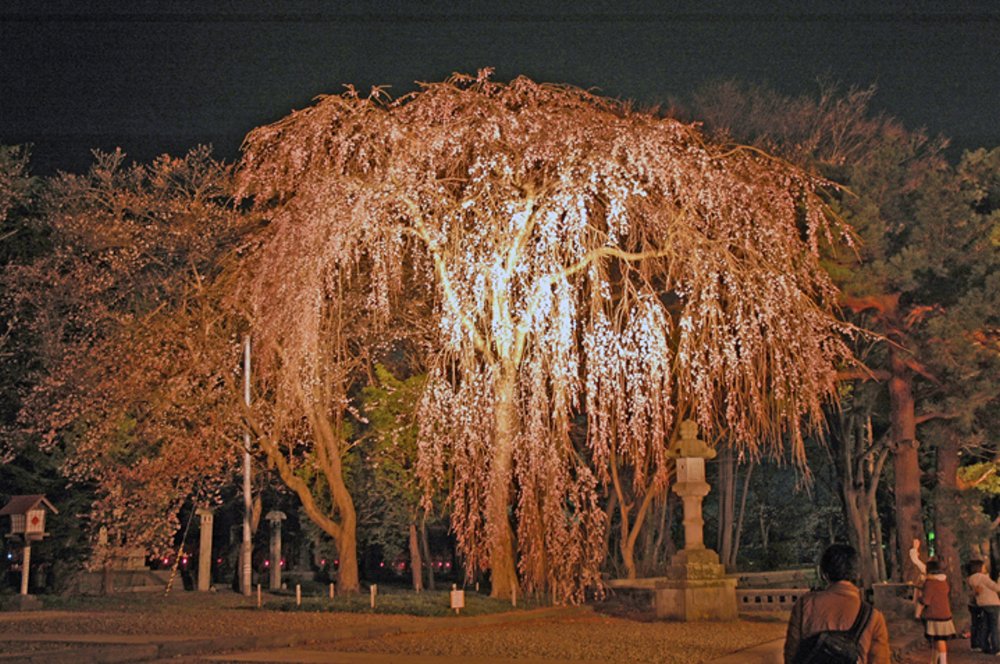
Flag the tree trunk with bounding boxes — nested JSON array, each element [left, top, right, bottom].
[[837, 417, 877, 587], [256, 414, 361, 593], [620, 516, 638, 580], [872, 499, 887, 582], [611, 457, 660, 580], [717, 446, 736, 569], [759, 505, 770, 553], [488, 361, 519, 599], [639, 501, 660, 576], [889, 349, 925, 582], [731, 462, 753, 568], [652, 493, 670, 569], [843, 482, 876, 587], [830, 413, 890, 587], [335, 525, 359, 592], [935, 434, 961, 606], [600, 490, 618, 573], [420, 511, 435, 591], [101, 561, 114, 596], [409, 521, 424, 592]]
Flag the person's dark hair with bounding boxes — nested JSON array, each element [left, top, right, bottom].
[[926, 559, 941, 574], [820, 544, 860, 583], [967, 560, 985, 576]]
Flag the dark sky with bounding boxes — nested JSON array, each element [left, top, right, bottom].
[[2, 1, 998, 173]]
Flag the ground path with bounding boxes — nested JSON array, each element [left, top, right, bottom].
[[0, 589, 955, 663]]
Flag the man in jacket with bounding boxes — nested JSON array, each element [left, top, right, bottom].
[[784, 544, 891, 664]]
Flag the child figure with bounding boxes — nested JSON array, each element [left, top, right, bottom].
[[919, 559, 957, 664]]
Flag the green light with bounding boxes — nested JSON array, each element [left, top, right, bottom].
[[928, 532, 935, 541]]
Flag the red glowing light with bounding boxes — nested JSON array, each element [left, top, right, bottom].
[[264, 560, 270, 567]]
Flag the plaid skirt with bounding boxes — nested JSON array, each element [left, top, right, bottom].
[[924, 618, 957, 641]]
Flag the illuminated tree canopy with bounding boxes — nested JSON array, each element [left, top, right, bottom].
[[236, 70, 857, 602], [8, 148, 248, 557]]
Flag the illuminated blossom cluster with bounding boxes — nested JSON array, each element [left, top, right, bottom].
[[237, 71, 856, 601]]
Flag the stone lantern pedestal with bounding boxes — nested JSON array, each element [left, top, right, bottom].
[[653, 421, 737, 621]]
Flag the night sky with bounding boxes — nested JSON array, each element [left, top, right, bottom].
[[2, 0, 998, 174]]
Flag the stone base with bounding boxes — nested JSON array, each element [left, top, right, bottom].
[[667, 548, 727, 580], [3, 594, 42, 611], [658, 548, 737, 621], [654, 576, 739, 621]]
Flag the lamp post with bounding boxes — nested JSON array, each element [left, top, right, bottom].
[[241, 335, 253, 596]]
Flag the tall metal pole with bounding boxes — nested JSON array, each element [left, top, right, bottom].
[[241, 336, 252, 596]]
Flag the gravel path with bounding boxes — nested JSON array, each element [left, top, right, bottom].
[[334, 612, 786, 663], [0, 593, 788, 663]]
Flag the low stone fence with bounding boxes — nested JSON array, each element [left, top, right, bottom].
[[735, 568, 817, 589], [69, 569, 172, 594], [736, 587, 808, 611]]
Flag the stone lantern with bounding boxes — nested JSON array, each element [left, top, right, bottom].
[[656, 421, 738, 621], [1, 494, 58, 609]]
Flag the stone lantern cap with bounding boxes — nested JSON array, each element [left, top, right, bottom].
[[666, 420, 717, 459], [265, 510, 287, 523], [0, 494, 58, 541]]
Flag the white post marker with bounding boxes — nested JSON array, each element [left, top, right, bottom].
[[19, 543, 31, 595], [296, 583, 301, 606], [512, 584, 516, 608], [329, 582, 335, 599], [450, 583, 465, 615], [257, 583, 262, 608], [370, 583, 377, 609]]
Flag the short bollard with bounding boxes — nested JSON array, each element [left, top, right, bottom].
[[329, 582, 335, 600], [512, 584, 517, 608], [296, 583, 301, 606], [257, 583, 262, 608], [450, 583, 465, 615], [370, 583, 377, 609]]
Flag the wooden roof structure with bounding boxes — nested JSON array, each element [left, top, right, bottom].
[[0, 494, 58, 516]]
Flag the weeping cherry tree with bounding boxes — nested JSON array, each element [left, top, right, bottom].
[[236, 71, 857, 603]]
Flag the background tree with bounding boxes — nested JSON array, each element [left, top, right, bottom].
[[686, 82, 1000, 582], [714, 443, 753, 571], [9, 147, 252, 560], [1, 145, 40, 455], [236, 71, 857, 602], [238, 264, 374, 593], [360, 364, 446, 591]]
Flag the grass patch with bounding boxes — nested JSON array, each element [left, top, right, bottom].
[[21, 584, 549, 618], [270, 587, 547, 617]]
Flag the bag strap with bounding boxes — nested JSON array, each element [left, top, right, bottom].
[[847, 601, 873, 641]]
